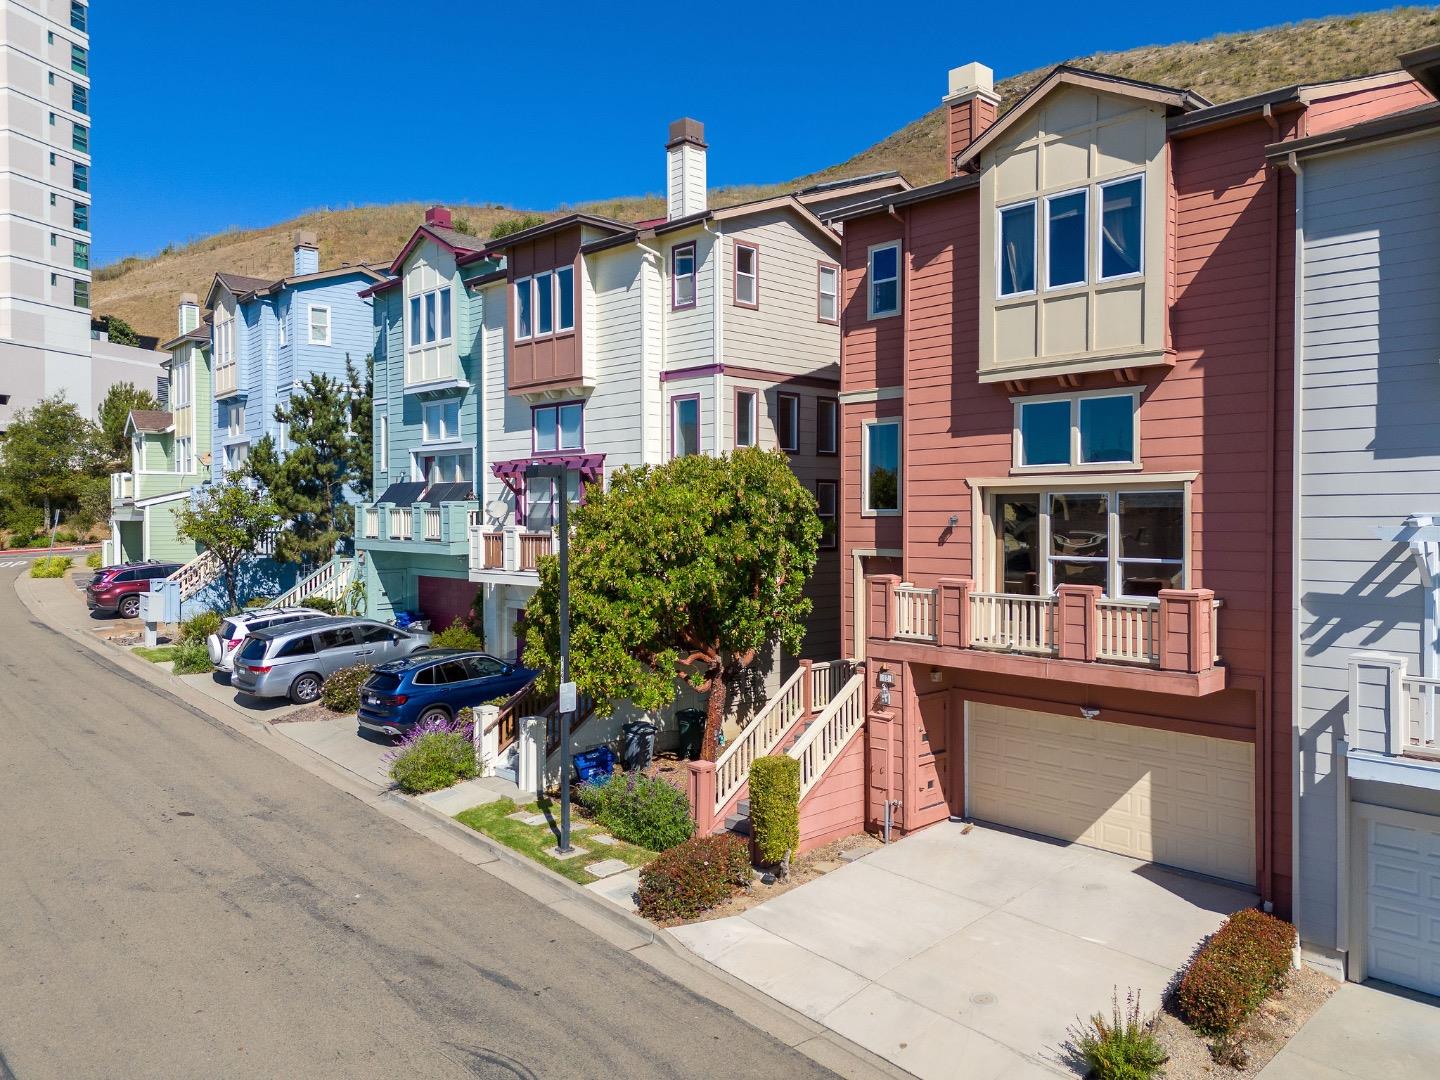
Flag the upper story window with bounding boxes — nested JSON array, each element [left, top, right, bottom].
[[672, 243, 696, 309], [533, 401, 582, 453], [73, 240, 88, 269], [214, 315, 236, 393], [672, 395, 700, 457], [863, 420, 900, 514], [815, 480, 838, 550], [817, 263, 839, 323], [422, 400, 461, 443], [526, 471, 581, 533], [999, 175, 1146, 299], [378, 415, 389, 475], [278, 309, 288, 347], [776, 392, 799, 453], [415, 450, 471, 486], [175, 437, 193, 475], [734, 389, 756, 448], [734, 243, 758, 307], [514, 278, 532, 339], [1014, 390, 1138, 470], [72, 83, 87, 115], [71, 2, 87, 32], [307, 304, 331, 345], [867, 242, 900, 319], [224, 401, 246, 438], [72, 123, 87, 153], [72, 162, 88, 192], [1099, 177, 1144, 280], [71, 44, 87, 76], [408, 286, 452, 348], [817, 398, 838, 456], [1045, 190, 1087, 289], [998, 202, 1037, 297], [73, 201, 88, 231], [512, 269, 574, 342], [73, 278, 88, 308], [171, 358, 191, 409]]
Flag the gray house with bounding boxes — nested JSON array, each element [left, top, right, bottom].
[[1285, 44, 1440, 996]]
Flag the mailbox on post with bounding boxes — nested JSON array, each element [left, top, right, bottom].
[[140, 577, 182, 646]]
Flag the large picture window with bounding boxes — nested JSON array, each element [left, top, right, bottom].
[[1014, 391, 1138, 469], [997, 175, 1145, 299], [863, 420, 900, 514]]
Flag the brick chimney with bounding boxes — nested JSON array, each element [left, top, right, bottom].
[[666, 118, 707, 220], [425, 205, 453, 229], [944, 62, 1000, 176], [292, 230, 319, 275], [177, 292, 199, 334]]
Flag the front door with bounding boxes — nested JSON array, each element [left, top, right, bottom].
[[912, 689, 956, 829]]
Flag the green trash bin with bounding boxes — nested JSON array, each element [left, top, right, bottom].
[[675, 708, 706, 761]]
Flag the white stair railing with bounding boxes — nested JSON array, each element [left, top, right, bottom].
[[789, 672, 866, 800], [712, 665, 809, 816], [271, 555, 358, 609], [166, 549, 223, 601]]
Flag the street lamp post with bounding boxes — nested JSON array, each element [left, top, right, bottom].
[[525, 461, 574, 853]]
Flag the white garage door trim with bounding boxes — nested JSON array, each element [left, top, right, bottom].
[[1349, 802, 1440, 994], [965, 702, 1257, 886]]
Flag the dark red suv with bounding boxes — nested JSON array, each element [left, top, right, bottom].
[[86, 561, 182, 619]]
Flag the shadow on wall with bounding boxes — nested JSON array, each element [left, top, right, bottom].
[[179, 556, 301, 618]]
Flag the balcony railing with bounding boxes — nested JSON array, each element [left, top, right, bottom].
[[388, 508, 411, 541], [871, 575, 1222, 675], [468, 524, 556, 579], [359, 501, 475, 546], [1346, 653, 1440, 773], [111, 471, 134, 502]]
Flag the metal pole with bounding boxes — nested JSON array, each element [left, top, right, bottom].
[[556, 468, 572, 853]]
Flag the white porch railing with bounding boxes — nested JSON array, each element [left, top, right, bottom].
[[1096, 598, 1161, 666], [423, 508, 442, 541], [712, 665, 809, 816], [166, 549, 222, 602], [1403, 673, 1440, 756], [790, 672, 866, 800], [971, 592, 1053, 654], [894, 585, 938, 641], [388, 508, 411, 541], [809, 659, 850, 712], [111, 471, 134, 501], [272, 555, 358, 609], [362, 507, 379, 539]]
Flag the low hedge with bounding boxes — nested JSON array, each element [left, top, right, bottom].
[[389, 731, 477, 794], [29, 555, 72, 578], [431, 618, 483, 650], [86, 552, 102, 569], [321, 663, 373, 713], [178, 610, 222, 644], [749, 755, 800, 865], [575, 772, 694, 851], [636, 834, 752, 921], [1175, 908, 1295, 1034]]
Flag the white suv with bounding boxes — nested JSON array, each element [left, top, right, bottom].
[[208, 607, 329, 672]]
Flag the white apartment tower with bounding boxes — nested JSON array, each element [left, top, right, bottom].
[[0, 0, 91, 433]]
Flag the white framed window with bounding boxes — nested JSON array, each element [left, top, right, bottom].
[[672, 395, 700, 458], [408, 286, 453, 348], [734, 242, 758, 307], [817, 263, 839, 323], [817, 398, 838, 456], [867, 242, 900, 319], [776, 392, 800, 453], [672, 243, 696, 309], [734, 389, 756, 448], [170, 357, 191, 409], [1044, 188, 1088, 290], [422, 399, 461, 443], [413, 450, 473, 485], [379, 415, 389, 474], [556, 266, 575, 332], [815, 479, 838, 550], [862, 420, 900, 514], [224, 442, 249, 471], [524, 471, 581, 533], [174, 436, 192, 474], [533, 402, 583, 453], [514, 270, 575, 340], [278, 310, 288, 347], [224, 401, 246, 439], [990, 486, 1184, 599], [1099, 175, 1144, 281], [307, 304, 331, 345], [1013, 390, 1139, 470], [535, 270, 554, 335], [214, 313, 236, 394], [998, 201, 1037, 297], [514, 277, 533, 341]]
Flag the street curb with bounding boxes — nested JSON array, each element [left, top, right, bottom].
[[14, 572, 911, 1080], [0, 543, 95, 557]]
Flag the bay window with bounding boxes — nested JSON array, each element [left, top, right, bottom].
[[414, 450, 472, 486], [997, 175, 1145, 298], [556, 266, 575, 332], [536, 270, 554, 335], [1045, 189, 1087, 289], [862, 420, 900, 514], [514, 271, 574, 339], [514, 278, 532, 340], [1014, 390, 1138, 469], [1099, 176, 1144, 279], [533, 401, 582, 453], [998, 202, 1036, 297]]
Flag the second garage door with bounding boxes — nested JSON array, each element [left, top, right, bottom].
[[967, 703, 1256, 885], [1357, 805, 1440, 996]]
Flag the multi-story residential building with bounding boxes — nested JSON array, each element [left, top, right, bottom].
[[833, 59, 1430, 919], [1286, 44, 1440, 996], [0, 0, 94, 432]]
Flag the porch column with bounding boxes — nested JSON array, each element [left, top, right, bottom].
[[937, 577, 973, 650], [1158, 588, 1216, 673], [1055, 584, 1101, 663], [686, 760, 717, 835], [866, 574, 900, 641], [799, 658, 814, 716], [474, 704, 500, 776]]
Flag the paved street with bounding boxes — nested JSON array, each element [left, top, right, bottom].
[[0, 565, 837, 1079]]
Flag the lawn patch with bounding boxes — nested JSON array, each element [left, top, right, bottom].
[[455, 798, 654, 885]]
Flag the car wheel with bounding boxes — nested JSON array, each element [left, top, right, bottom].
[[118, 595, 140, 619], [418, 706, 451, 727], [289, 673, 323, 704]]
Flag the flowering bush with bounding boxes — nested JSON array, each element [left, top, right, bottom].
[[1064, 988, 1168, 1080], [637, 834, 751, 920], [576, 772, 693, 851], [321, 664, 373, 713], [384, 707, 476, 763], [1176, 908, 1295, 1034], [389, 731, 477, 794]]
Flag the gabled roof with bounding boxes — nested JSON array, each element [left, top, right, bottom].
[[205, 272, 272, 309], [385, 222, 490, 276], [467, 213, 632, 260], [1400, 42, 1440, 98], [126, 410, 173, 436], [239, 263, 385, 300], [829, 172, 981, 223], [160, 322, 211, 352], [952, 65, 1211, 172]]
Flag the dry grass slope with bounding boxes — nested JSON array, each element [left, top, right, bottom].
[[97, 6, 1440, 339]]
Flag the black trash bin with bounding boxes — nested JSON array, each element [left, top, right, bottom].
[[622, 720, 657, 771], [675, 708, 706, 761]]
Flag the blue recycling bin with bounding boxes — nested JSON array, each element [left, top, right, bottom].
[[573, 745, 616, 785]]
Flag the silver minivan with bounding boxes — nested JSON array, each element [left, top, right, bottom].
[[231, 617, 434, 704], [207, 607, 329, 672]]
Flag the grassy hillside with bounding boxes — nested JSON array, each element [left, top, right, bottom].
[[97, 6, 1440, 340]]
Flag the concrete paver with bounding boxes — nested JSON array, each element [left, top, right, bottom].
[[584, 867, 641, 912], [419, 776, 521, 816], [583, 858, 630, 878], [1259, 980, 1440, 1079]]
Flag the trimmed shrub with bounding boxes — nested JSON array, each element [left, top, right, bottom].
[[637, 834, 752, 921], [1175, 908, 1295, 1034], [305, 595, 338, 614], [321, 663, 373, 713], [178, 610, 222, 644], [389, 731, 477, 794], [86, 551, 102, 569], [170, 636, 213, 675], [579, 772, 694, 851], [431, 618, 483, 651], [749, 755, 800, 866], [1064, 988, 1168, 1080], [29, 555, 72, 578]]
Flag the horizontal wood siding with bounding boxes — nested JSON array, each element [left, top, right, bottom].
[[661, 230, 715, 370], [797, 733, 867, 852], [1301, 78, 1430, 136], [840, 215, 904, 392]]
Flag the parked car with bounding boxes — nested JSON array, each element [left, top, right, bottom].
[[207, 607, 329, 672], [85, 561, 184, 619], [356, 650, 536, 737], [231, 616, 433, 704]]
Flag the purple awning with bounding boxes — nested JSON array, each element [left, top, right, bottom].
[[491, 454, 606, 483]]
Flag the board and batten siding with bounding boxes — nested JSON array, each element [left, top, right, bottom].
[[1295, 128, 1440, 956]]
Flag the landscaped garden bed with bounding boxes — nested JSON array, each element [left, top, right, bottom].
[[456, 798, 655, 886]]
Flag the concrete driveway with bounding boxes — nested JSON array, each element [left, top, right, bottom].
[[672, 821, 1256, 1079], [1259, 979, 1440, 1079]]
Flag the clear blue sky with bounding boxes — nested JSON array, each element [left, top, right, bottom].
[[93, 1, 1401, 265]]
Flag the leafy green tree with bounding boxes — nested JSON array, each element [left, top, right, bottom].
[[101, 314, 141, 348], [522, 448, 822, 761], [173, 478, 282, 612], [0, 394, 99, 544], [247, 360, 369, 567], [96, 381, 160, 467], [489, 213, 546, 239], [74, 473, 112, 532]]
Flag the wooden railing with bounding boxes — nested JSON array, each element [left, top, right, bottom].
[[713, 665, 808, 816], [809, 659, 851, 712], [362, 507, 379, 539], [790, 672, 866, 799], [1096, 598, 1160, 666], [894, 585, 938, 641], [166, 549, 222, 602], [971, 592, 1053, 654], [519, 532, 553, 571], [271, 555, 358, 609], [480, 532, 504, 568], [1403, 673, 1440, 758], [483, 676, 598, 758], [423, 508, 442, 541], [387, 508, 411, 541]]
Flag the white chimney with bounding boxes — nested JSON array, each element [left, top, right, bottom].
[[293, 230, 319, 276], [666, 118, 707, 221], [178, 292, 199, 334]]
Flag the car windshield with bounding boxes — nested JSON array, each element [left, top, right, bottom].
[[237, 637, 266, 663], [220, 619, 241, 639], [366, 673, 403, 694]]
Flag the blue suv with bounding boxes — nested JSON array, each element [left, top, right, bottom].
[[356, 650, 535, 737]]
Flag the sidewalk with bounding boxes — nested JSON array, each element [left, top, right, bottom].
[[14, 570, 907, 1080], [1259, 980, 1440, 1079]]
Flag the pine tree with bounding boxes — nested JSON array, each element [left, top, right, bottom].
[[96, 381, 160, 468]]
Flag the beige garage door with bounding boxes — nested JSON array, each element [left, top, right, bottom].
[[968, 704, 1256, 885]]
